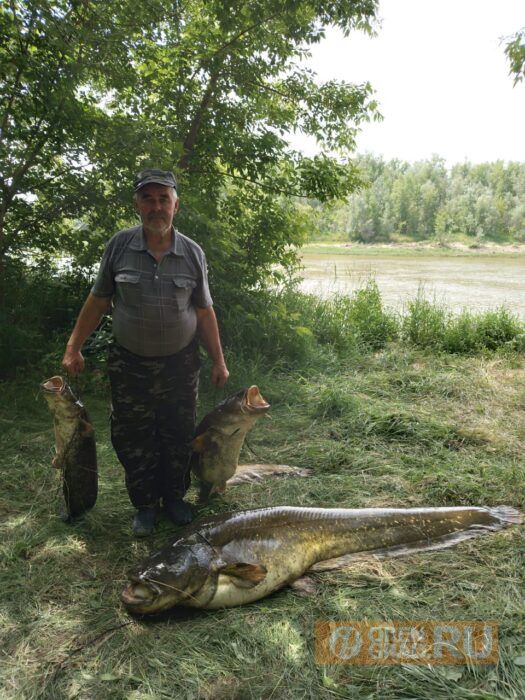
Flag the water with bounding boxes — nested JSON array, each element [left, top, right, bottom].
[[300, 251, 525, 318]]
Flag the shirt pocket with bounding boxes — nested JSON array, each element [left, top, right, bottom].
[[115, 271, 141, 306], [172, 275, 197, 311]]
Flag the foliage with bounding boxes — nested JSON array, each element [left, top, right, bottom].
[[217, 286, 318, 370], [402, 296, 448, 349], [0, 0, 381, 303], [0, 260, 92, 375], [504, 27, 525, 84], [4, 262, 524, 376], [311, 155, 525, 243], [402, 295, 524, 355]]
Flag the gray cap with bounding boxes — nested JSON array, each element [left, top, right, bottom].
[[134, 169, 178, 192]]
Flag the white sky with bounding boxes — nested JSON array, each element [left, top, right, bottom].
[[294, 0, 525, 165]]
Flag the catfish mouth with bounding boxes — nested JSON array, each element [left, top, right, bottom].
[[244, 385, 270, 412], [121, 579, 160, 611], [41, 376, 66, 394]]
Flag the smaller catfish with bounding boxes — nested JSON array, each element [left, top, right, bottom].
[[41, 376, 98, 521], [190, 386, 270, 500]]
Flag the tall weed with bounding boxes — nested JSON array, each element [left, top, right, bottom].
[[403, 295, 524, 354], [402, 295, 448, 349], [302, 280, 398, 354]]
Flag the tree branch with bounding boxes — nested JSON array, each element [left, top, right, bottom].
[[196, 169, 308, 199], [178, 66, 222, 171]]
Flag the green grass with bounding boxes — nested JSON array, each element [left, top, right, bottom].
[[1, 342, 525, 699]]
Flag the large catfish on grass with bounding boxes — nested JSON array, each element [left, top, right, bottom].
[[41, 376, 97, 521], [121, 504, 522, 615]]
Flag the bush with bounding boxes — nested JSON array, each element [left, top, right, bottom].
[[403, 296, 524, 355], [402, 296, 448, 349], [216, 287, 317, 371], [301, 280, 399, 355], [0, 261, 92, 377]]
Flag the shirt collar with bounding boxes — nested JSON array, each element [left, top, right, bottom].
[[129, 225, 183, 256]]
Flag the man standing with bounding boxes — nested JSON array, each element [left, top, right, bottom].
[[62, 169, 229, 535]]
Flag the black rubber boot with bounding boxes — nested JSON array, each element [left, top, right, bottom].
[[164, 499, 193, 526], [133, 508, 157, 537]]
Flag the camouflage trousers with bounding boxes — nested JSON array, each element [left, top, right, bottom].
[[107, 339, 200, 509]]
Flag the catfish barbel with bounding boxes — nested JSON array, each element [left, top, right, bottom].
[[121, 505, 522, 614], [41, 375, 97, 521]]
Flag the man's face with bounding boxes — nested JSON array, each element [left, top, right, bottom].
[[134, 183, 179, 236]]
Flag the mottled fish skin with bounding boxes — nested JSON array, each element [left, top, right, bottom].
[[190, 386, 270, 500], [121, 505, 522, 614], [41, 376, 97, 520]]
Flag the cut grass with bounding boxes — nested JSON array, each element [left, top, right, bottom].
[[1, 347, 524, 699]]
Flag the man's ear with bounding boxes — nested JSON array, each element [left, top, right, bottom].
[[173, 197, 180, 214]]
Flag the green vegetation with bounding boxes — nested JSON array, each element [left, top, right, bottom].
[[2, 287, 525, 698], [0, 0, 378, 310], [309, 156, 525, 244], [505, 27, 525, 84], [2, 3, 525, 697]]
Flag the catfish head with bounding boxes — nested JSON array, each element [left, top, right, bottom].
[[209, 385, 270, 424], [41, 376, 82, 417], [121, 539, 213, 614], [121, 534, 268, 614], [192, 386, 270, 453]]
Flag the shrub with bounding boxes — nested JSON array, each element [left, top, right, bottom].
[[0, 261, 92, 377], [402, 296, 448, 349], [303, 280, 398, 355], [403, 296, 524, 355]]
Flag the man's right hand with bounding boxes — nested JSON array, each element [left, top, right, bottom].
[[62, 347, 85, 376]]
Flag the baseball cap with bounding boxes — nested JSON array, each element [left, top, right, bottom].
[[134, 169, 178, 192]]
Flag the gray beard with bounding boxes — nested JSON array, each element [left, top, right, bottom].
[[143, 220, 172, 237]]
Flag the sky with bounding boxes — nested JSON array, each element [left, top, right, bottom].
[[294, 0, 525, 165]]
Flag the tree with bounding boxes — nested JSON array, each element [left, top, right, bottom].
[[0, 1, 174, 278], [0, 0, 381, 295]]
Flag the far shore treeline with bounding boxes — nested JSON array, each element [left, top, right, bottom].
[[1, 2, 524, 378], [307, 156, 525, 244]]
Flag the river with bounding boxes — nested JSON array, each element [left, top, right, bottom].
[[300, 249, 525, 318]]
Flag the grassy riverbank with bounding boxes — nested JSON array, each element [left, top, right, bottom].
[[2, 293, 525, 698], [303, 240, 525, 258]]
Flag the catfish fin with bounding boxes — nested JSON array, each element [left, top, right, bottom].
[[79, 418, 94, 438], [191, 432, 209, 453], [220, 562, 267, 588], [289, 575, 318, 597], [191, 430, 220, 454]]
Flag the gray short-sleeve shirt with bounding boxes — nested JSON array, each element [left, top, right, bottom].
[[91, 225, 213, 357]]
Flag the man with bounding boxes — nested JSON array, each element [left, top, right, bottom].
[[62, 169, 229, 535]]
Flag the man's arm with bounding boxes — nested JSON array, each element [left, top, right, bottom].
[[195, 306, 229, 387], [62, 293, 112, 376]]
